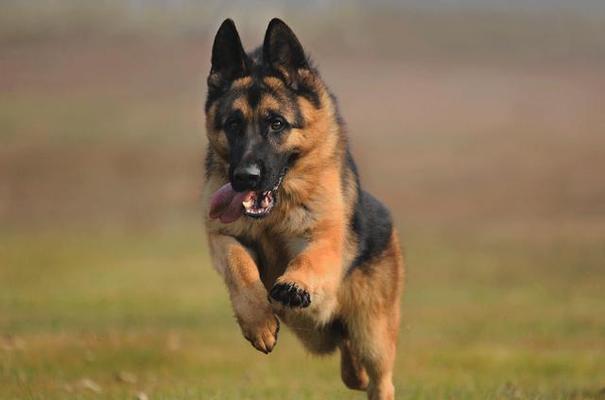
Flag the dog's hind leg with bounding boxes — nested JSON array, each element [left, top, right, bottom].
[[349, 308, 399, 400], [339, 338, 369, 391], [342, 233, 403, 400]]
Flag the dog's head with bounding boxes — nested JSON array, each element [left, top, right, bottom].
[[205, 19, 338, 222]]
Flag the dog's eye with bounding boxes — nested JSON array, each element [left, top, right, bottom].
[[269, 117, 286, 132], [226, 119, 241, 131]]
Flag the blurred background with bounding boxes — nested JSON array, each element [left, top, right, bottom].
[[1, 1, 604, 399]]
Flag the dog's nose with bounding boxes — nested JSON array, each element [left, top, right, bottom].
[[233, 163, 261, 190]]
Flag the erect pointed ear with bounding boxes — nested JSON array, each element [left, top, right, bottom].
[[263, 18, 309, 80], [210, 19, 249, 82]]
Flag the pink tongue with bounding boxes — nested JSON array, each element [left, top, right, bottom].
[[209, 183, 253, 224]]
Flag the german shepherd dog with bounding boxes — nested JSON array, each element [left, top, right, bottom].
[[203, 18, 404, 400]]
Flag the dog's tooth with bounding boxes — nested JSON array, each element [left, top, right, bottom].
[[261, 197, 269, 208]]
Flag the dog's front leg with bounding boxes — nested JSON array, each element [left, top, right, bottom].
[[208, 233, 279, 354], [269, 218, 345, 323]]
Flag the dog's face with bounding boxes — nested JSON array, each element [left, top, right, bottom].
[[205, 19, 334, 220]]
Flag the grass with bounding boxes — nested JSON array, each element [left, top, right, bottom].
[[2, 10, 605, 398], [1, 227, 604, 399]]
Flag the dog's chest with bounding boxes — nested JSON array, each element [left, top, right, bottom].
[[282, 236, 310, 260], [254, 233, 309, 288]]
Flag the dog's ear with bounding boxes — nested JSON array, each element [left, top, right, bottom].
[[263, 18, 309, 83], [210, 19, 249, 83]]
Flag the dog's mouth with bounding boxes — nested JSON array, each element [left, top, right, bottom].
[[209, 174, 284, 224], [242, 176, 283, 219]]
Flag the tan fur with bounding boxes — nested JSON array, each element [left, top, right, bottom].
[[232, 76, 253, 89], [205, 104, 229, 161], [204, 54, 404, 400], [231, 96, 253, 119]]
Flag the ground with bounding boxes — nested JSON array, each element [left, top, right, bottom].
[[2, 227, 604, 399]]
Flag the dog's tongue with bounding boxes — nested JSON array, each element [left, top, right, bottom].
[[209, 183, 253, 224]]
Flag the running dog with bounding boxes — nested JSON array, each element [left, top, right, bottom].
[[203, 18, 404, 400]]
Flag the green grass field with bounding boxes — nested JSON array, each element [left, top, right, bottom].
[[2, 227, 604, 399]]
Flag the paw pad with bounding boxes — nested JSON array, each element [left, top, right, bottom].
[[269, 282, 311, 308]]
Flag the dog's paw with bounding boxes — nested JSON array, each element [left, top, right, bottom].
[[269, 282, 311, 308], [240, 314, 280, 354], [233, 290, 280, 354]]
